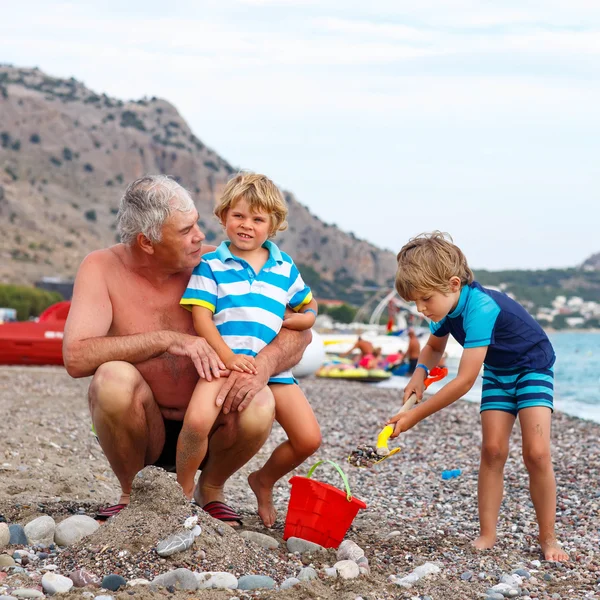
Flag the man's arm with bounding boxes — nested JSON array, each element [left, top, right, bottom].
[[216, 326, 311, 414], [63, 251, 223, 379]]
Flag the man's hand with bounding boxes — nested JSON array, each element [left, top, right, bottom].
[[403, 369, 427, 404], [166, 334, 225, 381], [387, 410, 418, 438], [216, 361, 269, 414], [226, 354, 258, 375]]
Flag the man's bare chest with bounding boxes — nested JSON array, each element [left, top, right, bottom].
[[108, 277, 194, 336]]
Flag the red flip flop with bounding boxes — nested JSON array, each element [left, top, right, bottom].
[[95, 503, 128, 521], [202, 501, 243, 527]]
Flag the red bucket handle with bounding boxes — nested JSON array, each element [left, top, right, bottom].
[[306, 459, 353, 502]]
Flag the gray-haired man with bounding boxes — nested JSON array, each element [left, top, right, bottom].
[[63, 175, 310, 524]]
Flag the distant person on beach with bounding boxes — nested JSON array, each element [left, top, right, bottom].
[[406, 327, 421, 374], [387, 231, 568, 562], [178, 172, 321, 527], [63, 175, 311, 526], [342, 335, 374, 363]]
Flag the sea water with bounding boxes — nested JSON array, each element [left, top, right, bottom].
[[377, 332, 600, 424]]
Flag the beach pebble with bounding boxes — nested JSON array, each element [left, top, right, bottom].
[[126, 579, 150, 587], [68, 569, 99, 588], [41, 572, 74, 594], [24, 516, 55, 546], [0, 555, 15, 568], [239, 531, 279, 549], [195, 572, 238, 590], [94, 596, 114, 600], [11, 591, 44, 599], [500, 573, 522, 587], [0, 524, 9, 549], [297, 567, 318, 581], [334, 560, 360, 579], [0, 595, 17, 600], [280, 577, 300, 589], [324, 567, 337, 579], [485, 594, 505, 600], [461, 570, 473, 581], [488, 583, 518, 597], [155, 530, 194, 557], [8, 526, 27, 546], [530, 560, 542, 568], [337, 539, 364, 561], [385, 530, 402, 539], [394, 573, 420, 587], [513, 568, 530, 579], [237, 575, 276, 590], [54, 516, 99, 547], [100, 575, 126, 591], [183, 516, 198, 529], [151, 568, 197, 591], [413, 562, 441, 578], [286, 537, 324, 554]]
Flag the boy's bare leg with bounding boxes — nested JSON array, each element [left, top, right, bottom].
[[195, 386, 275, 510], [177, 379, 225, 499], [249, 384, 321, 527], [88, 361, 166, 505], [473, 410, 515, 550], [519, 406, 568, 561]]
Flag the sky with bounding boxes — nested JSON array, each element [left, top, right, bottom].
[[1, 0, 599, 270]]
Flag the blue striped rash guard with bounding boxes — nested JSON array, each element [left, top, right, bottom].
[[180, 240, 312, 384], [429, 282, 555, 371]]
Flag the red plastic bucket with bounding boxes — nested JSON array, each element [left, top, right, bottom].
[[283, 460, 367, 548]]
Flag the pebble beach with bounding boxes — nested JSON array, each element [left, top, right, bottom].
[[0, 366, 599, 600]]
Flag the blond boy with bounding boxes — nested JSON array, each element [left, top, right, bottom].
[[178, 173, 321, 527]]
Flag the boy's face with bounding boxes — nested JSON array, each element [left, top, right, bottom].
[[223, 198, 271, 253], [412, 277, 461, 323]]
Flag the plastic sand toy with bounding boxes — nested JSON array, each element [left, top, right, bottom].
[[348, 366, 448, 468]]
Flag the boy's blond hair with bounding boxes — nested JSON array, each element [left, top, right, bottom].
[[214, 172, 288, 237], [395, 231, 474, 300]]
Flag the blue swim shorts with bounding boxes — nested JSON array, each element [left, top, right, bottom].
[[481, 365, 554, 416]]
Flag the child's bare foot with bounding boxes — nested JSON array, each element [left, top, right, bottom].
[[248, 471, 277, 528], [472, 534, 496, 550], [540, 538, 569, 561]]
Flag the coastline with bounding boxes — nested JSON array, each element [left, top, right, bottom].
[[0, 366, 599, 599]]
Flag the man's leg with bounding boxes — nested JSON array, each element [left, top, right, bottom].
[[89, 361, 165, 504], [194, 385, 275, 507]]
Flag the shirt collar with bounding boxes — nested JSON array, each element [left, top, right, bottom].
[[448, 284, 470, 319], [214, 240, 284, 265]]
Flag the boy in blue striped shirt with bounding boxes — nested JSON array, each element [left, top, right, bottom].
[[388, 231, 568, 561], [179, 172, 321, 527]]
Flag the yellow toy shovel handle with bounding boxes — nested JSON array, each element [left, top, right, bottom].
[[376, 393, 418, 455]]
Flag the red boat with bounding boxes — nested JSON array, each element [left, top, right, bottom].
[[0, 301, 70, 366]]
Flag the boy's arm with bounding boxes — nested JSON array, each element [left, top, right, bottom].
[[388, 345, 487, 437], [192, 306, 257, 374], [282, 298, 318, 331], [402, 334, 448, 402]]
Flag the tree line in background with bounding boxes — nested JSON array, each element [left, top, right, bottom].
[[0, 284, 63, 321]]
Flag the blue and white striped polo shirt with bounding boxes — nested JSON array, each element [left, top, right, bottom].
[[180, 240, 312, 384]]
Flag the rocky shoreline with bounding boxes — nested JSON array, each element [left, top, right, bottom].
[[1, 366, 599, 599]]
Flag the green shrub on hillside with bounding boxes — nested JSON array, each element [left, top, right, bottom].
[[0, 284, 63, 321]]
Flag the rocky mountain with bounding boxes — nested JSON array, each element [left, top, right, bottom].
[[582, 253, 600, 271], [0, 65, 396, 302]]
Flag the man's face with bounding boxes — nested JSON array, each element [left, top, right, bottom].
[[154, 208, 205, 270]]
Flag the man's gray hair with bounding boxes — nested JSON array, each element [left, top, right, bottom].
[[117, 175, 196, 245]]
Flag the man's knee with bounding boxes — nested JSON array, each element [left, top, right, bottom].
[[88, 361, 144, 418]]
